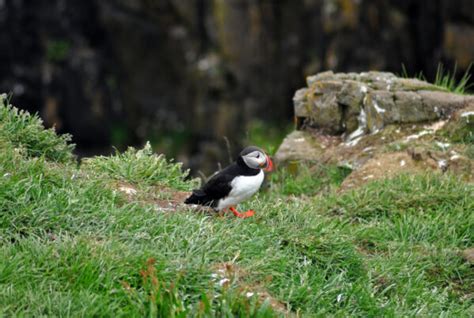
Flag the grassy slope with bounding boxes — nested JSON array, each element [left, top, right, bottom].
[[0, 96, 473, 317]]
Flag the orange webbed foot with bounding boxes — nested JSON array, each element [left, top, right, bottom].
[[241, 210, 255, 218], [229, 207, 255, 218]]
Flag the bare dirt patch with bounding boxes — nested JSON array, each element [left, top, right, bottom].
[[340, 151, 438, 190], [113, 181, 192, 212]]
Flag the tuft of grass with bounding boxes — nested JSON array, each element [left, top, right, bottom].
[[400, 64, 425, 82], [82, 142, 199, 191], [434, 63, 472, 95], [0, 94, 74, 162], [400, 63, 472, 94]]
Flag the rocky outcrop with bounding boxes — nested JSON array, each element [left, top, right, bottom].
[[276, 71, 474, 189], [295, 71, 472, 136]]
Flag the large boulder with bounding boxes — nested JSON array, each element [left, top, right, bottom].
[[294, 71, 473, 136], [277, 71, 474, 188]]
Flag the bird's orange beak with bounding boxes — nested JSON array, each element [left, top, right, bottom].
[[263, 155, 274, 172]]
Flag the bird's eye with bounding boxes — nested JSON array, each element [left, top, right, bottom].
[[256, 154, 260, 158]]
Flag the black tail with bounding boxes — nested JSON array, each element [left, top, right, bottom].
[[184, 189, 213, 206]]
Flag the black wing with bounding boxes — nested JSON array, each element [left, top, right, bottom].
[[184, 163, 237, 207]]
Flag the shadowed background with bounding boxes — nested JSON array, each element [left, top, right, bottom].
[[1, 0, 473, 174]]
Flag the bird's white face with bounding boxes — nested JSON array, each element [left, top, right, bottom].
[[242, 150, 271, 170]]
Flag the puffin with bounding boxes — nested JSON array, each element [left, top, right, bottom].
[[184, 146, 274, 218]]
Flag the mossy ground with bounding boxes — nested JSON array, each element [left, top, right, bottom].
[[1, 97, 473, 317]]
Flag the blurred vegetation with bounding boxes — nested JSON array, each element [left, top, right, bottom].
[[152, 128, 194, 160], [245, 120, 293, 155], [46, 40, 71, 63]]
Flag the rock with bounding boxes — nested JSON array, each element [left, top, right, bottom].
[[276, 71, 474, 188], [294, 88, 310, 118], [294, 71, 474, 139], [274, 130, 325, 164], [337, 80, 368, 133], [418, 91, 470, 116], [364, 91, 394, 133]]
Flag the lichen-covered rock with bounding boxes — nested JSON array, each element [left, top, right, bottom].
[[294, 71, 474, 141], [276, 71, 474, 189]]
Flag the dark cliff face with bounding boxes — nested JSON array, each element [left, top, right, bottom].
[[0, 0, 473, 173]]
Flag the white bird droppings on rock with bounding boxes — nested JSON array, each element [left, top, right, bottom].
[[425, 120, 447, 131], [345, 136, 363, 146], [435, 142, 450, 150], [405, 130, 432, 141], [438, 160, 447, 170], [460, 111, 474, 118], [461, 111, 474, 123], [346, 109, 367, 146], [373, 100, 386, 114]]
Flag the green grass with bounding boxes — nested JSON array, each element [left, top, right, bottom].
[[268, 163, 352, 196], [1, 101, 474, 316], [81, 142, 198, 191], [0, 94, 74, 163], [434, 63, 472, 95], [401, 63, 473, 94]]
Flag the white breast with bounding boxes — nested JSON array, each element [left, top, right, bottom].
[[216, 170, 264, 210]]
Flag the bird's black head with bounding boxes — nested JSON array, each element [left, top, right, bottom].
[[238, 146, 273, 171]]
